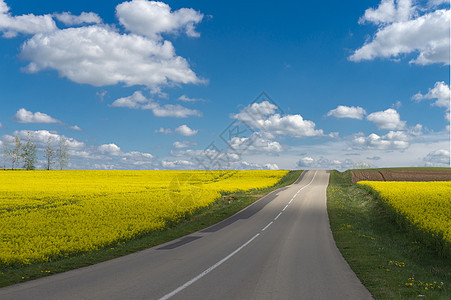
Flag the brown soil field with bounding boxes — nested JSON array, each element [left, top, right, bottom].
[[351, 170, 451, 183]]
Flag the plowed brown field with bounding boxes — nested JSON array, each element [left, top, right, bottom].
[[351, 169, 451, 183]]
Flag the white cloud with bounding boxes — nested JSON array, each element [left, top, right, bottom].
[[238, 161, 280, 170], [297, 156, 354, 170], [413, 81, 450, 109], [351, 131, 410, 150], [98, 143, 121, 156], [228, 132, 283, 153], [350, 6, 450, 65], [260, 114, 324, 137], [178, 94, 204, 102], [423, 149, 450, 165], [13, 108, 60, 124], [70, 125, 82, 131], [173, 141, 191, 149], [161, 159, 194, 168], [367, 108, 406, 130], [175, 124, 198, 136], [125, 151, 153, 159], [152, 103, 201, 118], [0, 122, 2, 128], [234, 101, 324, 138], [0, 0, 57, 38], [116, 0, 203, 39], [54, 12, 102, 26], [359, 0, 415, 25], [4, 130, 84, 149], [20, 25, 203, 89], [111, 91, 148, 109], [327, 105, 367, 119], [111, 91, 201, 117], [155, 127, 172, 134]]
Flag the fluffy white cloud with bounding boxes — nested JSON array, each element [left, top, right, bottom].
[[228, 132, 283, 153], [175, 124, 198, 136], [297, 156, 354, 170], [111, 91, 148, 109], [0, 0, 57, 38], [13, 108, 60, 124], [352, 131, 410, 150], [423, 149, 450, 165], [327, 105, 367, 119], [234, 101, 324, 138], [261, 114, 324, 137], [351, 3, 450, 65], [359, 0, 415, 25], [98, 143, 122, 156], [4, 130, 84, 149], [111, 91, 201, 117], [178, 94, 204, 102], [70, 125, 82, 131], [54, 12, 102, 26], [20, 25, 202, 88], [367, 108, 406, 130], [122, 151, 154, 165], [161, 159, 194, 168], [238, 161, 280, 170], [413, 81, 450, 109], [116, 0, 203, 39]]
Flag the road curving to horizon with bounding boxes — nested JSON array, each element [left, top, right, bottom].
[[0, 170, 372, 299]]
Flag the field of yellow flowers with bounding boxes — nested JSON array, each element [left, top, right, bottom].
[[358, 181, 451, 255], [0, 170, 288, 266]]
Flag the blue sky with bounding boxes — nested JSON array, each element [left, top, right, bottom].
[[0, 0, 449, 170]]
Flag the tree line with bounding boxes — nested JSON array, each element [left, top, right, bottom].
[[2, 132, 69, 170]]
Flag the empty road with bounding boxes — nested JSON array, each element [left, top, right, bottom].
[[0, 170, 372, 299]]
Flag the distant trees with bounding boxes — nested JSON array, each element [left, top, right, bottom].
[[1, 133, 69, 170], [11, 136, 22, 170], [44, 137, 56, 170], [22, 132, 37, 170], [56, 136, 69, 170]]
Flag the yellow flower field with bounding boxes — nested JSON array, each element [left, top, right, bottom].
[[0, 170, 288, 265], [358, 181, 451, 251]]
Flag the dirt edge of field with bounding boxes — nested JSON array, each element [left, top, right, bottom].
[[351, 170, 451, 183]]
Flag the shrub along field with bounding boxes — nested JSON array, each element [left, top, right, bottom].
[[328, 170, 450, 299]]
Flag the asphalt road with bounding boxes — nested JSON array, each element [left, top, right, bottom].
[[0, 170, 372, 299]]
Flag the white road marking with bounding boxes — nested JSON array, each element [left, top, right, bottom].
[[158, 233, 261, 300], [261, 221, 273, 231], [159, 170, 319, 300], [296, 170, 317, 193]]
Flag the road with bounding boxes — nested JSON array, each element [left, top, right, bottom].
[[0, 170, 372, 299]]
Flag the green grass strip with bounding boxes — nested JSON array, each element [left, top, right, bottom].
[[328, 170, 451, 299]]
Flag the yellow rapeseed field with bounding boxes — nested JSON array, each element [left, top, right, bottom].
[[358, 181, 451, 248], [0, 170, 288, 265]]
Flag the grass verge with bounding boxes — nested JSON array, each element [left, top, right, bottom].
[[327, 170, 451, 299], [0, 170, 303, 288]]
